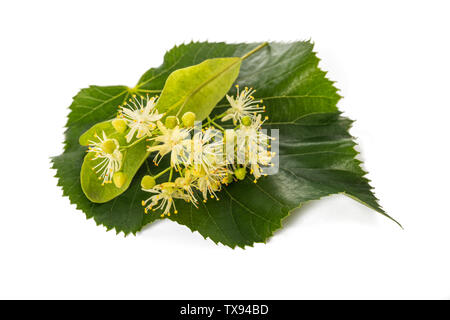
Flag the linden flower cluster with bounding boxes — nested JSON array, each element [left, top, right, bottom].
[[87, 86, 276, 217]]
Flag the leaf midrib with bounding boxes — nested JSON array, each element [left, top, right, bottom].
[[71, 90, 128, 125]]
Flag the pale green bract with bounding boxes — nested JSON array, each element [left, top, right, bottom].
[[155, 57, 241, 121], [79, 120, 148, 203], [52, 41, 400, 248]]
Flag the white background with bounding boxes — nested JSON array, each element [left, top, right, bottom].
[[1, 0, 449, 299]]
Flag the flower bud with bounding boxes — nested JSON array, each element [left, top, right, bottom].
[[181, 111, 196, 127], [141, 175, 156, 190], [234, 167, 246, 180], [165, 116, 178, 129], [113, 172, 127, 188], [241, 116, 252, 127], [101, 139, 117, 154], [112, 119, 127, 133]]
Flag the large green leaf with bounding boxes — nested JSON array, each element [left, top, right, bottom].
[[52, 41, 398, 244], [171, 112, 396, 248]]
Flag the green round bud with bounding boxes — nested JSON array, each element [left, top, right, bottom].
[[234, 167, 246, 180], [241, 116, 252, 127], [101, 139, 117, 154], [181, 111, 196, 127], [141, 175, 156, 190], [112, 119, 127, 133], [165, 116, 178, 129], [113, 172, 127, 188]]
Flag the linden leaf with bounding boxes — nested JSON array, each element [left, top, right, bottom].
[[170, 112, 398, 248], [52, 41, 399, 242]]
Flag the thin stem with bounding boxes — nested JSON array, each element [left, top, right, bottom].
[[241, 42, 268, 60], [136, 89, 162, 93], [120, 150, 127, 169], [168, 167, 174, 182], [145, 160, 152, 175], [206, 117, 225, 131], [211, 120, 225, 131], [122, 136, 146, 150], [154, 167, 171, 179], [203, 112, 228, 128], [204, 116, 213, 127], [211, 113, 227, 122]]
